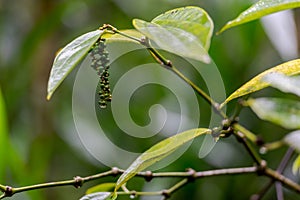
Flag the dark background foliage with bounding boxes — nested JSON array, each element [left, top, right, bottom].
[[0, 0, 299, 199]]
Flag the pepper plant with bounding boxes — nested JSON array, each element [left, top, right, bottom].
[[1, 0, 300, 199]]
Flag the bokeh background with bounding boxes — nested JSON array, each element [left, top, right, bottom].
[[0, 0, 299, 199]]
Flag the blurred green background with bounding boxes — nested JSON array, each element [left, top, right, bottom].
[[0, 0, 299, 199]]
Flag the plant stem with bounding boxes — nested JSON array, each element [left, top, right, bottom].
[[141, 39, 228, 119], [195, 166, 258, 177], [275, 181, 284, 200], [275, 148, 295, 200], [250, 181, 274, 200], [104, 25, 228, 119], [116, 191, 161, 196], [171, 66, 227, 118], [263, 140, 285, 152], [102, 27, 300, 196], [111, 29, 142, 43], [278, 148, 294, 173], [0, 169, 117, 199], [233, 123, 257, 143], [264, 168, 300, 193], [234, 130, 263, 165], [162, 178, 189, 198], [0, 167, 258, 199], [252, 147, 295, 199], [100, 24, 141, 42], [2, 165, 300, 199]]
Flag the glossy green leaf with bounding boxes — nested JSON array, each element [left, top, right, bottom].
[[248, 98, 300, 129], [86, 183, 116, 194], [264, 73, 300, 97], [221, 59, 300, 107], [219, 0, 300, 33], [0, 87, 8, 180], [292, 155, 300, 175], [133, 19, 210, 63], [80, 192, 112, 200], [102, 29, 144, 43], [114, 128, 211, 193], [47, 29, 103, 100], [284, 130, 300, 152], [152, 6, 213, 50]]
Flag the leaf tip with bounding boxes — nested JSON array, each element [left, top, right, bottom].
[[203, 55, 211, 64], [216, 28, 225, 35], [132, 18, 141, 26], [217, 24, 231, 35], [46, 93, 52, 101]]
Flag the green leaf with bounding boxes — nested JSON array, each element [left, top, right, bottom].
[[264, 73, 300, 97], [80, 192, 112, 200], [284, 130, 300, 152], [152, 6, 213, 51], [47, 29, 103, 100], [114, 128, 211, 193], [219, 0, 300, 33], [221, 59, 300, 107], [132, 20, 210, 63], [0, 87, 8, 180], [86, 183, 116, 194], [248, 98, 300, 129], [292, 155, 300, 175]]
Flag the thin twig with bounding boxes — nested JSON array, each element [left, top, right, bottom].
[[275, 148, 295, 200], [171, 66, 227, 119], [0, 169, 118, 199], [250, 181, 274, 200], [233, 123, 258, 143], [262, 141, 285, 152], [234, 130, 263, 166], [0, 167, 259, 199], [162, 179, 189, 199], [252, 148, 295, 199], [264, 168, 300, 193], [195, 166, 258, 177], [277, 148, 294, 173], [275, 181, 284, 200], [137, 36, 228, 119]]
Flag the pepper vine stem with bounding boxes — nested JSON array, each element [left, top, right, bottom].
[[140, 37, 227, 119], [103, 25, 227, 119], [0, 167, 259, 199], [97, 26, 300, 197], [1, 166, 299, 199], [3, 25, 299, 199]]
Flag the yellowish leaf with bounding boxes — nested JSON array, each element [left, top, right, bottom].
[[114, 128, 211, 194], [221, 59, 300, 107]]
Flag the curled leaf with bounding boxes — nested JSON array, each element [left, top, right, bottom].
[[219, 0, 300, 33]]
